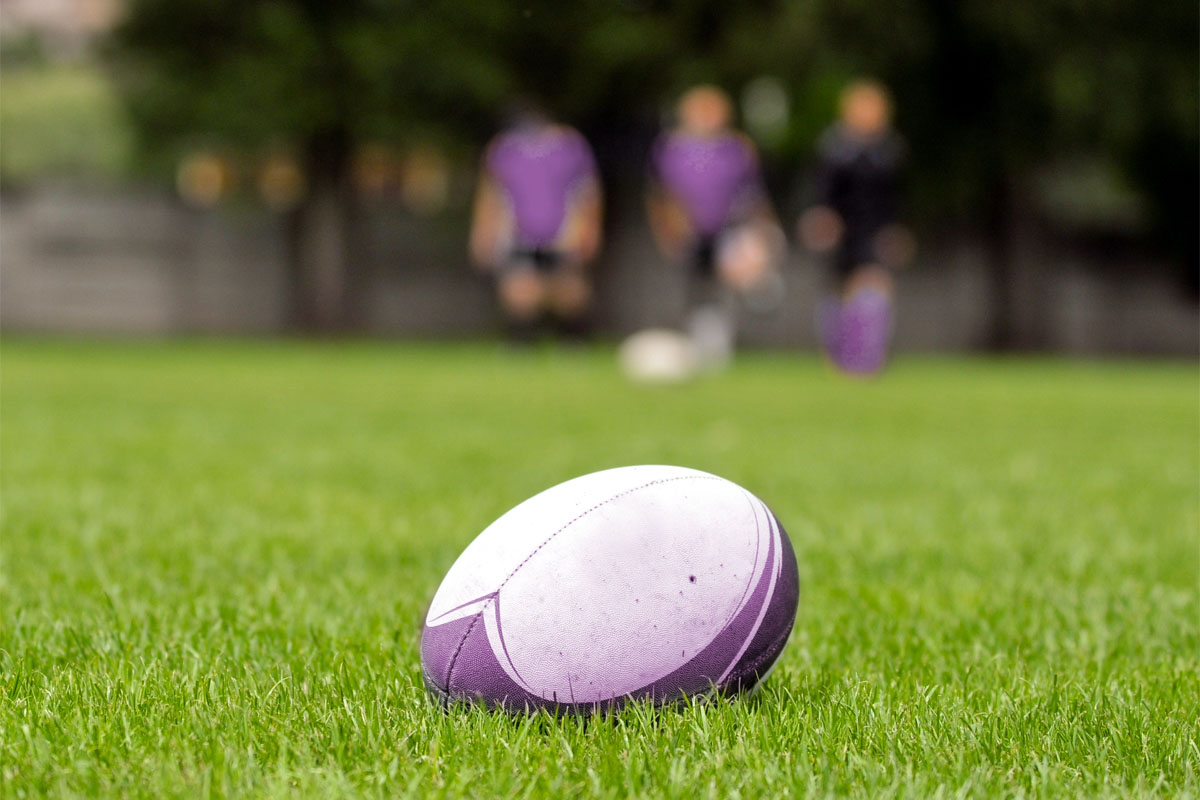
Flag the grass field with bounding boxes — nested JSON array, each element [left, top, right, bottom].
[[2, 340, 1197, 799]]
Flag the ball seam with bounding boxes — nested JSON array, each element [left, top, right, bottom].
[[442, 474, 724, 699]]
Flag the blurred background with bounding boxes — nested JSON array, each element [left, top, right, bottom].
[[1, 0, 1196, 355]]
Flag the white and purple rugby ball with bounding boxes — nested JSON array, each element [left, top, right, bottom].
[[421, 465, 799, 712]]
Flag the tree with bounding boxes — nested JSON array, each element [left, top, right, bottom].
[[112, 0, 1197, 339], [755, 0, 1197, 346], [112, 0, 513, 330], [110, 0, 778, 329]]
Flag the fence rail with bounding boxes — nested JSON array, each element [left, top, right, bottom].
[[2, 185, 1196, 354]]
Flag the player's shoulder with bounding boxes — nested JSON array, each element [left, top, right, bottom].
[[554, 125, 599, 169], [651, 128, 685, 165], [653, 127, 684, 150], [485, 129, 521, 159], [548, 123, 583, 138], [480, 135, 504, 173], [876, 130, 907, 165], [729, 130, 761, 158], [541, 123, 584, 148]]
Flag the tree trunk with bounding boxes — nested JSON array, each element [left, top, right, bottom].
[[287, 129, 356, 333]]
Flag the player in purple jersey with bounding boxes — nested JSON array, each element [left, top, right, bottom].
[[647, 86, 782, 365], [470, 105, 603, 339], [798, 80, 915, 375]]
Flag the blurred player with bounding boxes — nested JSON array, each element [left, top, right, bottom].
[[470, 103, 603, 341], [798, 80, 914, 375], [647, 85, 783, 367]]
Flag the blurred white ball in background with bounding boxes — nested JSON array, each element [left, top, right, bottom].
[[618, 329, 698, 383]]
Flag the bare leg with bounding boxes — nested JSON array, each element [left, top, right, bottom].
[[498, 270, 546, 321], [833, 263, 893, 375], [843, 264, 893, 298], [545, 270, 591, 320]]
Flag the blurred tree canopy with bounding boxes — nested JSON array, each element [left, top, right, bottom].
[[111, 0, 1198, 334]]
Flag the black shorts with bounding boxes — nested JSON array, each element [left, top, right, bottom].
[[691, 235, 719, 280], [503, 247, 565, 276], [835, 232, 881, 277]]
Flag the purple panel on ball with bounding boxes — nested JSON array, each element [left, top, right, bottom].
[[421, 612, 474, 696], [633, 511, 798, 701], [422, 604, 548, 712], [720, 514, 799, 693]]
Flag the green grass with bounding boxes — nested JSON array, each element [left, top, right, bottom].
[[2, 340, 1197, 799]]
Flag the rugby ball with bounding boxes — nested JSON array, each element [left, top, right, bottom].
[[421, 465, 799, 712], [618, 329, 698, 383]]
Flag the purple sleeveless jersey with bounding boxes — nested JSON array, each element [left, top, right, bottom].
[[486, 125, 597, 248], [653, 131, 760, 236]]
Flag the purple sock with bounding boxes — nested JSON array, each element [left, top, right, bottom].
[[834, 288, 892, 375]]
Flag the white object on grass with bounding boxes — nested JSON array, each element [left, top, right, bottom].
[[618, 328, 698, 383]]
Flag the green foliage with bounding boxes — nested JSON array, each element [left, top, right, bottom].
[[3, 341, 1197, 798], [0, 64, 135, 182], [110, 0, 678, 155], [108, 0, 1197, 265], [110, 0, 503, 155], [764, 0, 1198, 231]]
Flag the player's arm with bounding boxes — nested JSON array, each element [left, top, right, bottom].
[[871, 138, 915, 268], [872, 223, 916, 268], [798, 205, 843, 253], [797, 169, 845, 252], [548, 132, 604, 267], [645, 180, 692, 260], [797, 135, 845, 253], [718, 138, 786, 292], [566, 176, 603, 266], [469, 156, 508, 271], [644, 136, 693, 260]]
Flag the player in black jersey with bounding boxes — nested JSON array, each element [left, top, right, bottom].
[[798, 80, 914, 375]]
